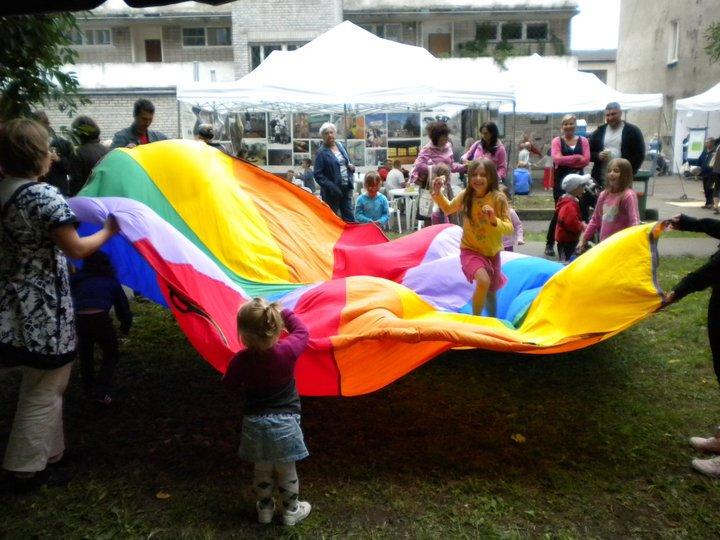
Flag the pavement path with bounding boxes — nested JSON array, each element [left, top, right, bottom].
[[514, 174, 719, 259]]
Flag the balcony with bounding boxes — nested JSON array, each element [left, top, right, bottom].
[[64, 61, 236, 89]]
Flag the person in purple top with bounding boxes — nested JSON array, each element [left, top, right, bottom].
[[222, 298, 311, 526], [578, 157, 639, 251], [410, 121, 466, 185], [461, 121, 508, 184]]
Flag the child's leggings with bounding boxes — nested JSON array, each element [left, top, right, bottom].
[[76, 312, 119, 398], [254, 461, 299, 511]]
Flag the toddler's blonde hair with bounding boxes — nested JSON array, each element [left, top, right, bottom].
[[237, 298, 284, 350]]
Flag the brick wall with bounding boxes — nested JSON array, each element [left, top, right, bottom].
[[42, 91, 179, 141], [74, 27, 133, 63], [232, 0, 342, 78], [162, 26, 234, 62]]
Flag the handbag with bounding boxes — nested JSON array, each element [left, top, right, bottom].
[[416, 164, 434, 219], [417, 188, 433, 219]]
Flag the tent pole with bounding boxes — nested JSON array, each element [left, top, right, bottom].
[[343, 103, 349, 146], [510, 100, 517, 190], [176, 99, 182, 139]]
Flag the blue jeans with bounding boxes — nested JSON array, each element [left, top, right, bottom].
[[239, 413, 309, 463]]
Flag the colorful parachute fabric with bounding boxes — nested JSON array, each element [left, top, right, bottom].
[[71, 140, 664, 396]]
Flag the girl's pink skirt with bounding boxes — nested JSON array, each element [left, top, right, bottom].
[[460, 249, 507, 292]]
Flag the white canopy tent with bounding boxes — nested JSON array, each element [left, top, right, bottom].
[[673, 82, 720, 172], [486, 54, 662, 114], [676, 82, 720, 112], [177, 21, 515, 114]]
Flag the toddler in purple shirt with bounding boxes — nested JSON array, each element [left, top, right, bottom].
[[222, 298, 311, 526]]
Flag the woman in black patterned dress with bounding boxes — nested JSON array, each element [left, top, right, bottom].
[[0, 118, 118, 492]]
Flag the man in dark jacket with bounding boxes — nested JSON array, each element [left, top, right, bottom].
[[588, 102, 646, 188], [111, 99, 168, 149], [698, 137, 719, 210]]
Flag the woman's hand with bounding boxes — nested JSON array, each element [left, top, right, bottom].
[[432, 176, 445, 194], [103, 215, 119, 235]]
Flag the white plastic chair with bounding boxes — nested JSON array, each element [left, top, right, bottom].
[[388, 198, 402, 234]]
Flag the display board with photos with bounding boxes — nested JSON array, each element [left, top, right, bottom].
[[180, 103, 462, 175]]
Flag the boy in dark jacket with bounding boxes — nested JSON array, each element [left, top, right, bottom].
[[71, 251, 133, 405]]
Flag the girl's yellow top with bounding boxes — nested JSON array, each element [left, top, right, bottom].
[[433, 189, 513, 256]]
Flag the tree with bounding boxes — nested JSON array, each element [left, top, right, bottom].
[[0, 14, 90, 121], [705, 21, 720, 63]]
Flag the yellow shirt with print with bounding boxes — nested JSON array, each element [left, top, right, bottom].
[[432, 189, 513, 256]]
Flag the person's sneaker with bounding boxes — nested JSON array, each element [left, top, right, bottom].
[[256, 500, 275, 524], [691, 456, 720, 478], [690, 436, 720, 454], [2, 468, 72, 495], [282, 501, 311, 526], [544, 245, 555, 257]]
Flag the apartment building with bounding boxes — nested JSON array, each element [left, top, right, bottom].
[[46, 0, 578, 145]]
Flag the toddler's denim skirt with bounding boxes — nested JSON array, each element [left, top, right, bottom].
[[239, 413, 309, 463]]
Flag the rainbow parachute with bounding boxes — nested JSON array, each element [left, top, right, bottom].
[[71, 140, 663, 396]]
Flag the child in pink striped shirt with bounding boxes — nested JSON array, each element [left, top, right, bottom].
[[578, 158, 639, 250]]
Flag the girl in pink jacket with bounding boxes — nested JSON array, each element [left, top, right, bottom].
[[461, 121, 508, 182], [579, 158, 640, 249]]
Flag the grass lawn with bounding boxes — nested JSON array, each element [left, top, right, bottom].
[[2, 257, 720, 537]]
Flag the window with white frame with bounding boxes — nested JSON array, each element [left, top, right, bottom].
[[250, 43, 304, 70], [667, 20, 679, 64], [182, 26, 232, 47], [69, 28, 112, 46]]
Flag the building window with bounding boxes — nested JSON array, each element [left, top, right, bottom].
[[402, 23, 418, 45], [526, 23, 548, 40], [500, 22, 523, 41], [360, 23, 418, 46], [207, 27, 232, 46], [182, 26, 232, 47], [182, 28, 205, 46], [385, 23, 402, 43], [250, 43, 304, 70], [70, 28, 112, 46], [475, 22, 498, 42], [667, 20, 679, 65]]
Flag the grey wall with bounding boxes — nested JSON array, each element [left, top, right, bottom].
[[43, 90, 179, 141], [231, 0, 343, 78], [617, 0, 720, 140]]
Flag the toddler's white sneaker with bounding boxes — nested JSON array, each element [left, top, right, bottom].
[[282, 501, 311, 526], [256, 500, 275, 524]]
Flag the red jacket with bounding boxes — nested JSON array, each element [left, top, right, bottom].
[[555, 194, 584, 243]]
